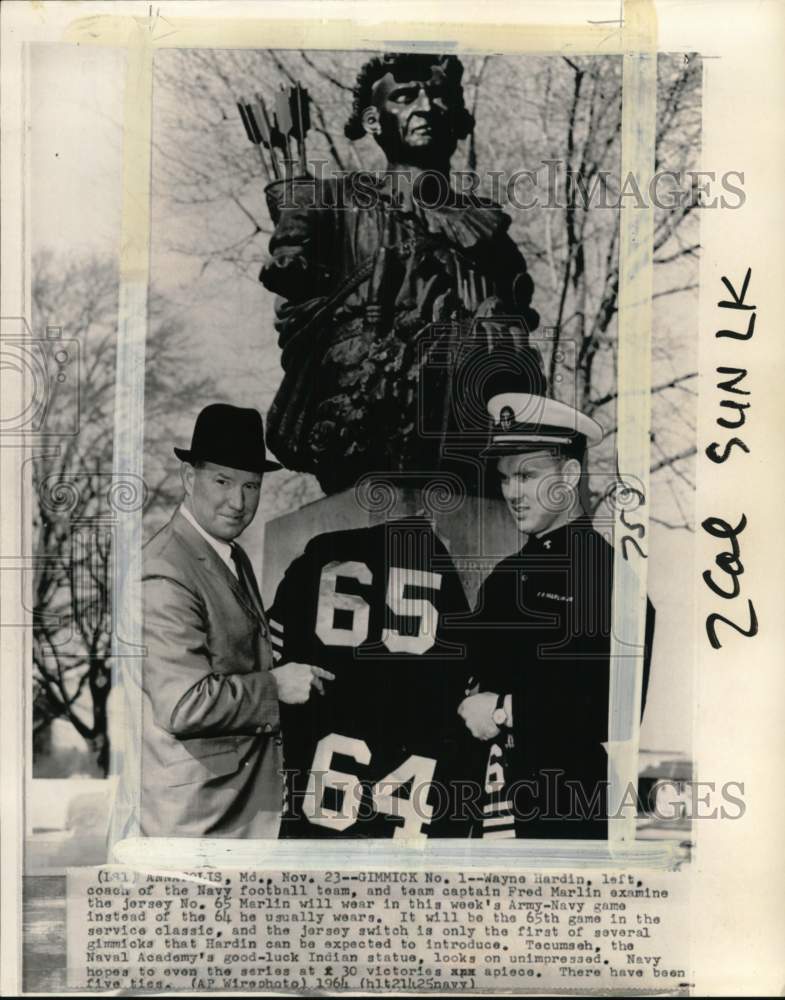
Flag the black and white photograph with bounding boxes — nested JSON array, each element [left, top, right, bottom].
[[2, 1, 783, 996], [34, 43, 700, 848]]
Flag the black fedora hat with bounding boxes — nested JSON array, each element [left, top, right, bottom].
[[174, 404, 282, 474]]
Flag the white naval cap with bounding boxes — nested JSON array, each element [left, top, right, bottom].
[[482, 392, 604, 455]]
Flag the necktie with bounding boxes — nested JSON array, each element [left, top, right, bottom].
[[230, 544, 258, 607]]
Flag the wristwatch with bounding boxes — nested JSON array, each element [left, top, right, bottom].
[[492, 692, 508, 728]]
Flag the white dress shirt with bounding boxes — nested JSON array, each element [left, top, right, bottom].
[[179, 504, 238, 578]]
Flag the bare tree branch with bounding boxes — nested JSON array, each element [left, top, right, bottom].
[[650, 446, 697, 475], [590, 371, 697, 409]]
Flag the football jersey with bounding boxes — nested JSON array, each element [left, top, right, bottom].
[[267, 517, 476, 839]]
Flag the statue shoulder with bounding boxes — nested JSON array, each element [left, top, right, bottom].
[[264, 172, 363, 224], [462, 191, 513, 230], [465, 191, 504, 211]]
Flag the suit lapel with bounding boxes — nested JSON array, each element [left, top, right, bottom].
[[172, 510, 263, 622]]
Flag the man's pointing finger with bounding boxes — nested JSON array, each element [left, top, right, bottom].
[[311, 666, 336, 681]]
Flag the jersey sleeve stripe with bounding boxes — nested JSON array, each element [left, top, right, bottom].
[[483, 800, 514, 815], [483, 827, 517, 839], [483, 814, 517, 828]]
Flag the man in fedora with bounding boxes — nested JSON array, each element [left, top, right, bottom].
[[458, 391, 655, 839], [139, 404, 333, 838]]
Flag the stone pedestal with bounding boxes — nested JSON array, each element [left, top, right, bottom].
[[261, 484, 520, 608]]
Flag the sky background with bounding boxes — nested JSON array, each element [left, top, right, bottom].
[[30, 42, 695, 756]]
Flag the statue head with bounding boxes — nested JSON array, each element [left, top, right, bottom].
[[344, 53, 474, 168]]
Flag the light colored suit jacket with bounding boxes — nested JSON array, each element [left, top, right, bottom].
[[139, 509, 282, 838]]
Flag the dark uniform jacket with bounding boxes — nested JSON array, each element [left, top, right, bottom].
[[138, 510, 282, 838], [467, 515, 654, 839]]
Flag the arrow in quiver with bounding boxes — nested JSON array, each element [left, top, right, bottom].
[[288, 84, 311, 175], [254, 95, 286, 178], [274, 87, 294, 169], [236, 82, 311, 181], [237, 96, 276, 180]]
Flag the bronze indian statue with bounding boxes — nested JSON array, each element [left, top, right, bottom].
[[259, 52, 545, 494]]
